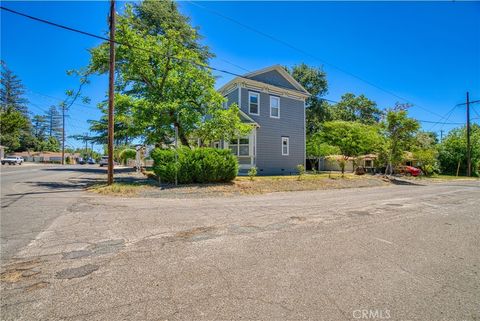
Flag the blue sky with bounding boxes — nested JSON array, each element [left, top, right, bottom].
[[2, 1, 479, 150]]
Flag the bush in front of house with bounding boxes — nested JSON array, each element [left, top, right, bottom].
[[151, 147, 238, 184]]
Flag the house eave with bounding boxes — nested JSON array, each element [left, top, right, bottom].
[[219, 77, 311, 100]]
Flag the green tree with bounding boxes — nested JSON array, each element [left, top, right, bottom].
[[87, 0, 241, 147], [306, 136, 340, 171], [195, 104, 251, 146], [438, 124, 480, 176], [287, 63, 329, 135], [118, 148, 137, 165], [1, 61, 28, 115], [381, 105, 420, 175], [0, 108, 29, 151], [331, 93, 382, 124], [319, 121, 382, 175], [44, 105, 63, 140], [32, 115, 48, 140], [0, 61, 32, 152]]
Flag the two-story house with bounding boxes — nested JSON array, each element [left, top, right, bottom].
[[218, 65, 310, 175]]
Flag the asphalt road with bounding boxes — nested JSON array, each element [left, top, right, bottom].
[[1, 165, 479, 321]]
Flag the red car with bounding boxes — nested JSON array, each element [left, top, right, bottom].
[[396, 165, 422, 177]]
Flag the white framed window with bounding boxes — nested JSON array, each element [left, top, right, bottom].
[[248, 91, 259, 115], [229, 137, 250, 156], [270, 96, 280, 118], [281, 137, 289, 156]]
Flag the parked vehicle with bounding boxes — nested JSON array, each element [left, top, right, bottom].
[[87, 158, 96, 165], [99, 156, 109, 167], [99, 156, 119, 167], [77, 158, 86, 165], [396, 165, 422, 177], [1, 156, 24, 165]]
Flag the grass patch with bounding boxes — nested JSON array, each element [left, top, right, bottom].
[[89, 182, 155, 197], [88, 171, 388, 198]]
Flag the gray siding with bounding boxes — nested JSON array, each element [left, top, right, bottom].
[[224, 87, 238, 107], [247, 70, 297, 91], [239, 88, 305, 175]]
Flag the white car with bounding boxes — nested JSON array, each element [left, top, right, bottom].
[[99, 156, 109, 167], [1, 156, 24, 165]]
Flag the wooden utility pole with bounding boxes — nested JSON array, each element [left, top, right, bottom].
[[466, 92, 471, 177], [107, 0, 116, 185], [61, 103, 65, 165]]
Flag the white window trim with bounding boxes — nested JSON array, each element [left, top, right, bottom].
[[282, 137, 289, 156], [270, 95, 280, 119], [248, 91, 260, 115]]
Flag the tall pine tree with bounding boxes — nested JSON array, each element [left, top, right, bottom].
[[0, 61, 31, 151], [0, 61, 28, 115]]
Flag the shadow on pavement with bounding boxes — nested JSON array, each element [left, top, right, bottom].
[[388, 178, 425, 186], [40, 166, 134, 175]]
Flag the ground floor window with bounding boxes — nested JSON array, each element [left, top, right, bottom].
[[229, 138, 250, 156], [282, 137, 289, 156]]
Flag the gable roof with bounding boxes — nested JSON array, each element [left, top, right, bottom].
[[239, 109, 259, 127], [218, 65, 311, 100], [243, 65, 309, 94]]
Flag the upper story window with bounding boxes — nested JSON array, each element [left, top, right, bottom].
[[282, 137, 289, 156], [248, 92, 259, 115], [270, 96, 280, 118]]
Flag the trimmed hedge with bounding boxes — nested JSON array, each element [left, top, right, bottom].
[[151, 147, 238, 184]]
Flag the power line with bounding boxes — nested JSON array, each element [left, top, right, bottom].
[[418, 119, 464, 125], [185, 0, 447, 120], [2, 4, 462, 123], [0, 6, 252, 82], [428, 105, 458, 131]]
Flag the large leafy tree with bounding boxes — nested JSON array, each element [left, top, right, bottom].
[[381, 105, 420, 174], [331, 93, 382, 124], [438, 124, 480, 176], [287, 63, 329, 136], [88, 0, 244, 147], [318, 120, 382, 174], [0, 108, 29, 151]]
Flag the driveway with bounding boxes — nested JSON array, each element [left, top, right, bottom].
[[1, 165, 479, 320]]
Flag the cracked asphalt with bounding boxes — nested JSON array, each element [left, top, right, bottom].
[[1, 165, 479, 320]]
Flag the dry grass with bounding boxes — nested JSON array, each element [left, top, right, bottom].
[[87, 172, 388, 198], [89, 182, 155, 197]]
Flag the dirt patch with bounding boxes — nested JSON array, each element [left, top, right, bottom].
[[55, 264, 99, 279], [25, 281, 49, 292], [1, 259, 42, 283], [174, 226, 217, 241]]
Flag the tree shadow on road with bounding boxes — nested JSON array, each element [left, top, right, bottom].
[[387, 177, 425, 186]]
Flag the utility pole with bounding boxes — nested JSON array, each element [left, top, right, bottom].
[[61, 103, 66, 165], [107, 0, 116, 185], [466, 92, 471, 177], [440, 130, 444, 142], [84, 132, 88, 156]]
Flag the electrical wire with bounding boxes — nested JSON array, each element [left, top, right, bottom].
[[184, 0, 447, 120], [3, 4, 470, 127]]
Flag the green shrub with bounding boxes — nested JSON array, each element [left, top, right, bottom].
[[296, 164, 306, 180], [119, 148, 137, 165], [151, 147, 238, 184], [248, 166, 257, 181]]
